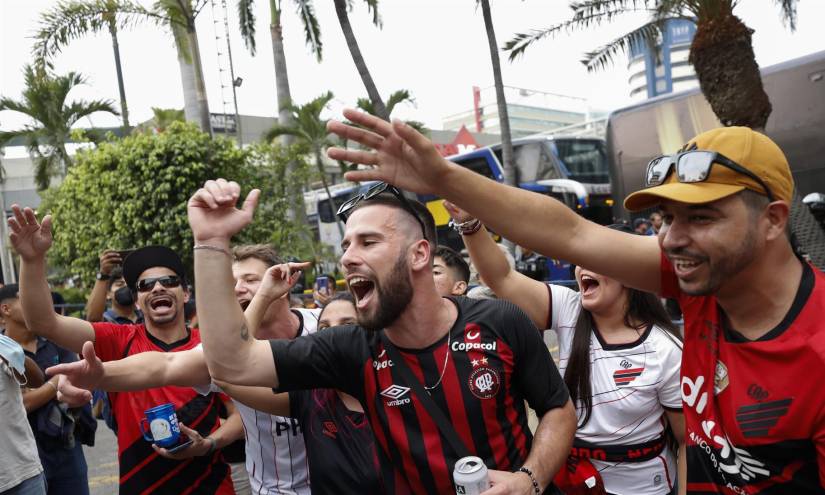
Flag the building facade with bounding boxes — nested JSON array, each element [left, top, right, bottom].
[[628, 19, 698, 100]]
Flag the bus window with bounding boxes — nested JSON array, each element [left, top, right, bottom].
[[551, 140, 609, 184], [449, 151, 501, 181]]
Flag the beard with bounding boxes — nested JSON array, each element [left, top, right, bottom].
[[357, 255, 414, 332], [676, 227, 759, 296]]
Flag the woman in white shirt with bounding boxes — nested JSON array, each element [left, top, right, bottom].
[[447, 202, 684, 495]]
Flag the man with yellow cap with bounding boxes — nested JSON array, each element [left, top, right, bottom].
[[325, 110, 825, 494]]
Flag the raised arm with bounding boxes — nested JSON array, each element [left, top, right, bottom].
[[244, 262, 311, 334], [47, 341, 211, 406], [188, 179, 281, 387], [445, 201, 550, 329], [84, 250, 122, 322], [9, 206, 95, 352], [327, 110, 661, 293], [214, 380, 291, 417]]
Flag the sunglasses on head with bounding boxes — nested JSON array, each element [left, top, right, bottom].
[[645, 150, 775, 202], [136, 275, 182, 292], [336, 182, 427, 238]]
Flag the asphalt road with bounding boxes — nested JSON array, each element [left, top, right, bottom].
[[83, 421, 119, 495]]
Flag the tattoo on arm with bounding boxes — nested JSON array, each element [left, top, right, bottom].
[[240, 323, 249, 341]]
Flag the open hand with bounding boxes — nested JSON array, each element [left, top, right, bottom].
[[326, 109, 452, 195], [8, 205, 53, 261], [187, 179, 260, 244], [153, 424, 211, 460], [46, 341, 102, 407], [256, 262, 311, 303]]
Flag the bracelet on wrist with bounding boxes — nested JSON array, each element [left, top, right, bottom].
[[517, 466, 541, 494], [193, 244, 231, 257], [46, 380, 58, 392], [448, 218, 482, 236]]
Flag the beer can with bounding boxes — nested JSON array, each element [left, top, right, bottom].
[[453, 456, 490, 495]]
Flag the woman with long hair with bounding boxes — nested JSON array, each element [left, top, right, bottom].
[[446, 202, 684, 495]]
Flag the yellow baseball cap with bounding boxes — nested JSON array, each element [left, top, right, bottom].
[[624, 127, 794, 211]]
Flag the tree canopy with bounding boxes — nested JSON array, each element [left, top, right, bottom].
[[40, 121, 318, 284]]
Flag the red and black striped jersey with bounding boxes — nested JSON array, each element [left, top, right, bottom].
[[93, 323, 234, 495], [661, 257, 825, 493], [270, 296, 569, 493]]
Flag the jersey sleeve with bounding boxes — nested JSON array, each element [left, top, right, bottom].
[[91, 322, 134, 362], [654, 328, 684, 410], [548, 284, 582, 335], [660, 251, 681, 299], [500, 300, 570, 416], [270, 325, 364, 397]]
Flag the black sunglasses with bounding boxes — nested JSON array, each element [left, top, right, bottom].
[[645, 150, 775, 202], [336, 182, 427, 238], [136, 275, 182, 292]]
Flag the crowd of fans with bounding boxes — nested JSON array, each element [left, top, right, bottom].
[[0, 116, 822, 495]]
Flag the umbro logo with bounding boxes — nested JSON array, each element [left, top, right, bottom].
[[736, 398, 792, 438], [380, 385, 411, 407]]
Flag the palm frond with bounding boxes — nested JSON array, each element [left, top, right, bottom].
[[237, 0, 257, 55], [65, 99, 119, 126], [581, 21, 660, 71], [264, 125, 303, 143], [355, 97, 373, 114], [361, 0, 382, 28], [33, 0, 166, 61], [295, 0, 323, 61], [774, 0, 798, 31], [503, 0, 649, 61], [385, 89, 415, 115]]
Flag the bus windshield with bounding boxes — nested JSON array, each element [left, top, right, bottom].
[[552, 139, 609, 184]]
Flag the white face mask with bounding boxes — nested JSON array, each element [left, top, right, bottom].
[[0, 334, 27, 386]]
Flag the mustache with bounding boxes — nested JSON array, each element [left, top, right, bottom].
[[664, 247, 709, 262]]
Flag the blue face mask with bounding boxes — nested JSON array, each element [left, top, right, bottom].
[[0, 334, 26, 384]]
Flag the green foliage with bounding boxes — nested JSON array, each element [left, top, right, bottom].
[[0, 65, 118, 189], [39, 122, 320, 285]]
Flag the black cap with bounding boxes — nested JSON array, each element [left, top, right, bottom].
[[122, 246, 186, 291]]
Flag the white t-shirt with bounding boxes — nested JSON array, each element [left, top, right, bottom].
[[549, 285, 683, 495], [0, 358, 43, 492], [197, 308, 320, 495]]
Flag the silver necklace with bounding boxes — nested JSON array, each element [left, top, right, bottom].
[[424, 328, 451, 393]]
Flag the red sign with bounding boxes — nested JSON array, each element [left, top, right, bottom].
[[433, 125, 480, 157]]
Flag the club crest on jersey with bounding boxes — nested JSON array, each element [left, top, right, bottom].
[[468, 366, 500, 399], [613, 367, 644, 387], [380, 384, 411, 407]]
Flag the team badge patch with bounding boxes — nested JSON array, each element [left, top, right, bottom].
[[613, 367, 644, 387], [468, 366, 500, 399]]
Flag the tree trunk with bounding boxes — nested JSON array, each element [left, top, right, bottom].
[[332, 0, 389, 121], [178, 52, 202, 129], [316, 150, 344, 237], [689, 10, 771, 129], [186, 25, 212, 135], [481, 0, 515, 253], [108, 19, 130, 130], [270, 1, 307, 225]]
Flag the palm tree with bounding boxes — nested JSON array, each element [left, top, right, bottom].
[[236, 0, 322, 224], [0, 65, 118, 190], [504, 1, 799, 129], [332, 0, 389, 121], [264, 92, 344, 235], [478, 0, 516, 191], [34, 0, 212, 134], [354, 89, 427, 133]]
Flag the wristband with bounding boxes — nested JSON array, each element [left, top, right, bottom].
[[193, 244, 231, 257], [448, 218, 482, 236], [46, 380, 58, 392], [96, 272, 111, 281], [517, 466, 540, 494]]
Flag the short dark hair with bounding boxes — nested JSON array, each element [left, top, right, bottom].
[[349, 193, 438, 247], [107, 266, 124, 291], [0, 284, 19, 303], [434, 245, 470, 283], [741, 188, 770, 214], [232, 244, 284, 268]]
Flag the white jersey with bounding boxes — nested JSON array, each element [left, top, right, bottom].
[[197, 308, 320, 495], [549, 285, 682, 495]]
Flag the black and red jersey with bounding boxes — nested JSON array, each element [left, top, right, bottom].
[[270, 296, 569, 493], [289, 388, 380, 493], [93, 323, 234, 495], [661, 257, 825, 493]]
